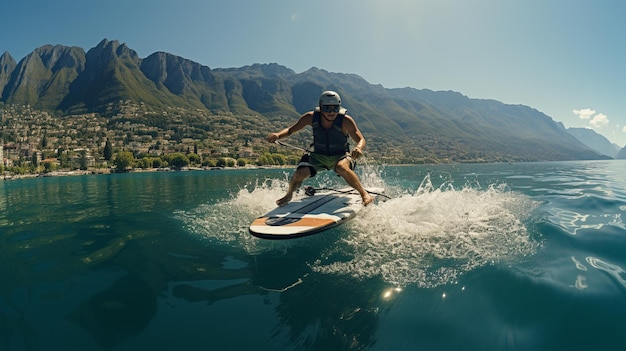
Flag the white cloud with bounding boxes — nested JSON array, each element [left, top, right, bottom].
[[623, 126, 626, 133], [573, 108, 596, 120], [590, 113, 609, 128], [573, 108, 610, 129]]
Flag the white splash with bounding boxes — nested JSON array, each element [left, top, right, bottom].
[[311, 174, 539, 287], [176, 178, 292, 253], [178, 168, 539, 288]]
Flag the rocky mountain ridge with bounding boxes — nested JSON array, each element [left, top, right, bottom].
[[0, 39, 611, 163]]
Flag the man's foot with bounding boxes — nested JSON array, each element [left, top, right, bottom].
[[362, 193, 374, 206], [276, 193, 293, 207]]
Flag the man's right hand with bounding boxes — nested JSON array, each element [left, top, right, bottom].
[[267, 133, 280, 143]]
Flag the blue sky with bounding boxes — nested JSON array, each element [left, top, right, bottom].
[[2, 0, 626, 147]]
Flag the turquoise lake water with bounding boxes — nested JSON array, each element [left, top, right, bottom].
[[1, 160, 625, 350]]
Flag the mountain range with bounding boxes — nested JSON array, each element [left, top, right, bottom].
[[1, 38, 621, 162], [567, 127, 621, 158]]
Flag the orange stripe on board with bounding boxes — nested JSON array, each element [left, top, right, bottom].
[[251, 217, 268, 226], [252, 217, 336, 227]]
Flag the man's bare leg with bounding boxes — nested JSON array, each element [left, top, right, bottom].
[[277, 167, 311, 206], [335, 159, 374, 206]]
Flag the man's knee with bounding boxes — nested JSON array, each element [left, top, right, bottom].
[[334, 159, 352, 176], [294, 166, 311, 180]]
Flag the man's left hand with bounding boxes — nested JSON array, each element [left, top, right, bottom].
[[351, 147, 363, 159]]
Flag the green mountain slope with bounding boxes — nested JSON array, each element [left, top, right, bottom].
[[2, 45, 85, 110]]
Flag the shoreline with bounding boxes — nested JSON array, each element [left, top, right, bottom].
[[6, 159, 621, 181], [1, 165, 293, 181]]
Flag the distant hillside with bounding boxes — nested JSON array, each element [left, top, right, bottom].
[[568, 127, 620, 158], [0, 38, 610, 163], [616, 146, 626, 160]]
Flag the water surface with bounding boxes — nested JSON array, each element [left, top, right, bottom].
[[1, 161, 625, 350]]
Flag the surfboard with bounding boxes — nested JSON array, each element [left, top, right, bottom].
[[249, 187, 382, 240]]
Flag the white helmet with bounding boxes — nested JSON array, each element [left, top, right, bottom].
[[319, 91, 341, 107]]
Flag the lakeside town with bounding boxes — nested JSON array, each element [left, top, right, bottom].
[[1, 102, 308, 178]]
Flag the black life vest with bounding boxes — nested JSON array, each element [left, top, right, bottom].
[[311, 110, 349, 156]]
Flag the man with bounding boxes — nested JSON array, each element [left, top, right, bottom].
[[267, 91, 374, 207]]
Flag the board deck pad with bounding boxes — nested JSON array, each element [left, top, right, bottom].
[[249, 187, 381, 239]]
